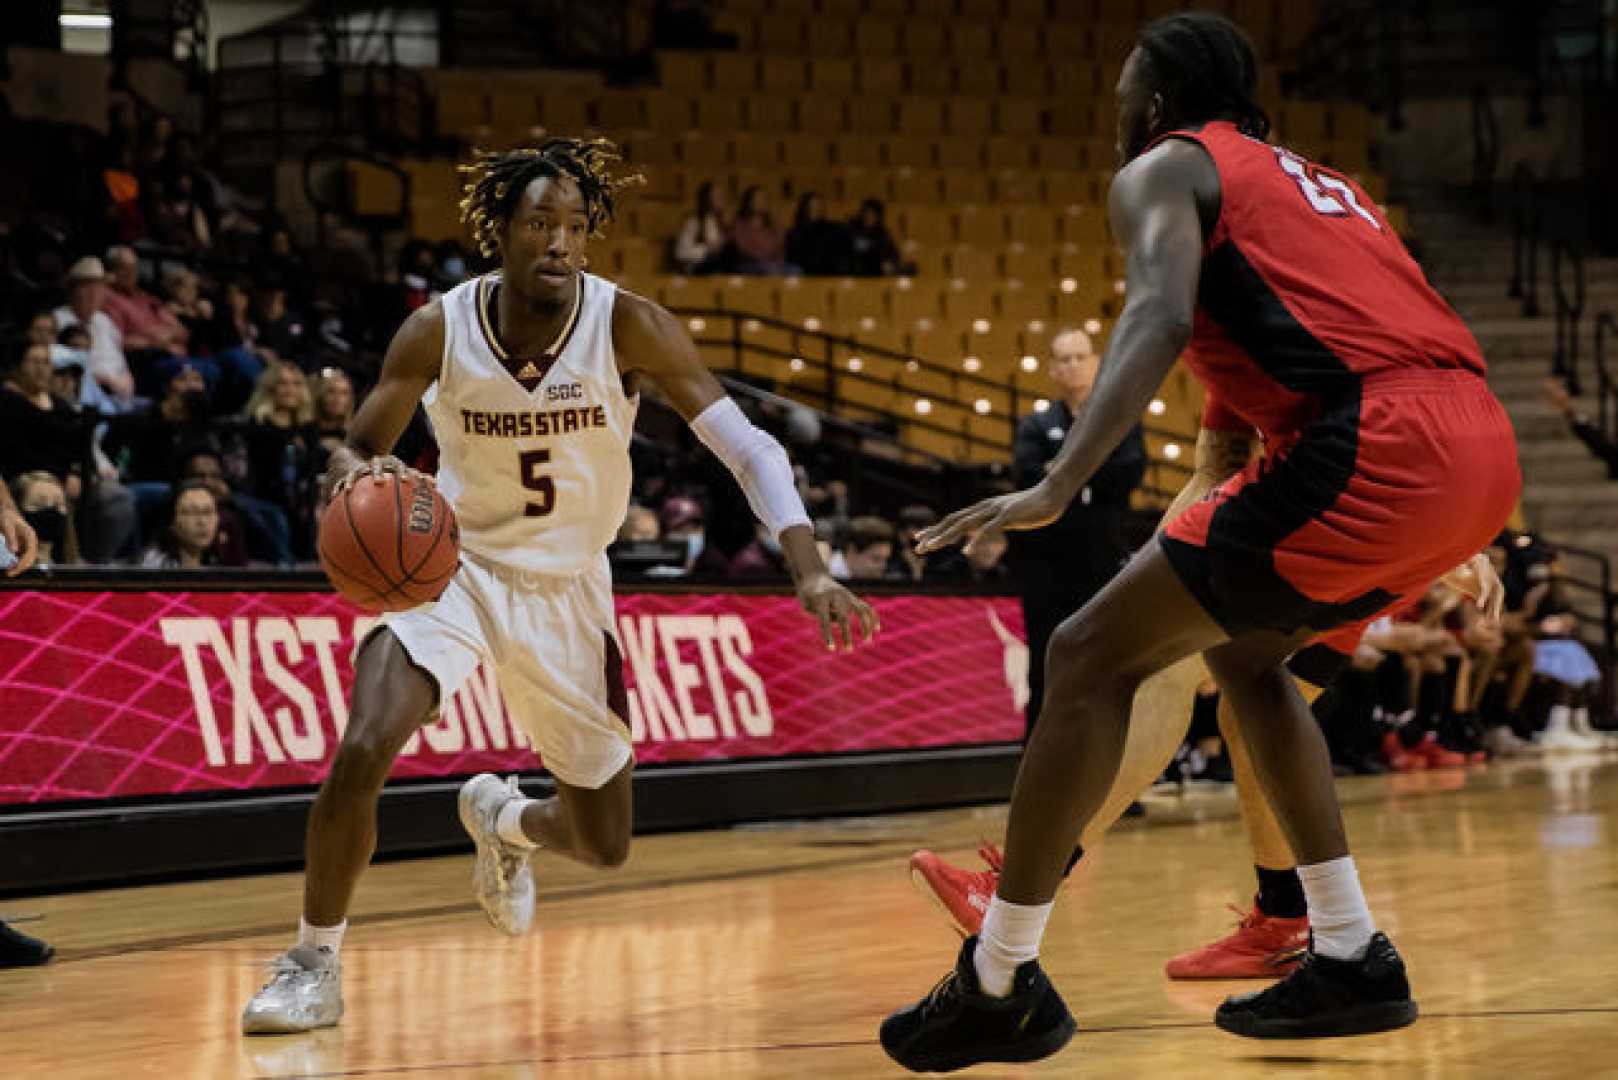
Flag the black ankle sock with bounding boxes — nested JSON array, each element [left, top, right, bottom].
[[1254, 865, 1307, 919], [1062, 843, 1084, 878]]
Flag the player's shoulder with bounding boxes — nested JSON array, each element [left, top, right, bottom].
[[608, 282, 680, 346], [386, 297, 448, 373], [1113, 137, 1218, 201]]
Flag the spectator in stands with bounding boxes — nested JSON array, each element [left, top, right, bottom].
[[618, 505, 660, 542], [176, 444, 269, 566], [241, 361, 318, 559], [927, 529, 1012, 584], [1542, 377, 1618, 477], [1480, 538, 1539, 753], [673, 181, 729, 275], [162, 264, 262, 410], [26, 311, 55, 348], [434, 241, 471, 290], [253, 281, 305, 361], [1007, 327, 1145, 735], [139, 480, 223, 569], [847, 198, 905, 277], [9, 471, 70, 568], [0, 339, 135, 561], [213, 277, 266, 361], [887, 504, 938, 582], [309, 366, 354, 478], [728, 186, 794, 276], [787, 192, 853, 276], [49, 325, 117, 415], [53, 256, 138, 411], [399, 240, 441, 311], [838, 516, 897, 580], [659, 495, 731, 576], [1523, 558, 1612, 748], [104, 362, 213, 530], [729, 522, 789, 578], [147, 170, 211, 252], [103, 139, 146, 243], [101, 245, 226, 397]]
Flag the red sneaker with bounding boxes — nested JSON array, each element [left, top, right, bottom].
[[1410, 731, 1467, 769], [908, 844, 1002, 937], [1163, 901, 1309, 979], [1381, 730, 1427, 772]]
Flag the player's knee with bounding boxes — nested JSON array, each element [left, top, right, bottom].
[[327, 719, 403, 795], [582, 832, 631, 869]]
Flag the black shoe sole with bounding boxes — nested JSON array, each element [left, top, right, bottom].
[[893, 1015, 1079, 1073], [1215, 998, 1418, 1039]]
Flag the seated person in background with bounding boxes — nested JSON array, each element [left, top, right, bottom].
[[9, 471, 72, 568], [673, 181, 729, 275], [104, 363, 215, 529], [1374, 587, 1476, 769], [175, 444, 266, 567], [253, 282, 306, 362], [26, 311, 57, 349], [786, 192, 853, 276], [660, 495, 731, 576], [847, 198, 907, 277], [618, 505, 660, 542], [729, 521, 790, 579], [0, 339, 135, 562], [139, 480, 224, 568], [925, 528, 1011, 584], [53, 257, 139, 412], [212, 277, 268, 365], [240, 361, 318, 560], [728, 186, 795, 275], [837, 516, 898, 581], [1522, 559, 1613, 749], [1478, 539, 1538, 751], [887, 504, 938, 582], [53, 326, 120, 415], [101, 245, 227, 399], [165, 265, 263, 411], [309, 366, 355, 480]]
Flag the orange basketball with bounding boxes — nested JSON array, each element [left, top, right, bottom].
[[318, 472, 460, 612]]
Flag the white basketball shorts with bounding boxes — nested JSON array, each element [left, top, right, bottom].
[[374, 550, 632, 789]]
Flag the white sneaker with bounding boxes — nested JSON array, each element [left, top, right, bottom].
[[242, 944, 343, 1034], [458, 773, 536, 936], [1537, 728, 1604, 752]]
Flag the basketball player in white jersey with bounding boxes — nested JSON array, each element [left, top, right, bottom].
[[243, 139, 878, 1034]]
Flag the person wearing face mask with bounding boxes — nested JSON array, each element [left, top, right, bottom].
[[10, 471, 72, 567], [139, 480, 222, 568], [659, 495, 731, 577], [0, 339, 137, 561], [1006, 328, 1146, 735]]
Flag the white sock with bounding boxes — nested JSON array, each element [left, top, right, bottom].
[[496, 798, 539, 848], [298, 917, 346, 955], [1546, 704, 1572, 734], [972, 896, 1053, 997], [1297, 856, 1375, 960]]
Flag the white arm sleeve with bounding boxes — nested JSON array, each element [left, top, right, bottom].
[[689, 397, 811, 538]]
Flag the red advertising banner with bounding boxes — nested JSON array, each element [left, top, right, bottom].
[[0, 589, 1027, 806]]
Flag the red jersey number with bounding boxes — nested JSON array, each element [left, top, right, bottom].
[[1274, 148, 1381, 231]]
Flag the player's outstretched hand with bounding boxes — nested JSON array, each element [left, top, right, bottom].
[[0, 506, 39, 576], [1440, 552, 1504, 625], [914, 483, 1066, 557], [328, 453, 426, 500], [797, 573, 880, 652]]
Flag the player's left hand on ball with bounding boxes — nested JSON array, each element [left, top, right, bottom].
[[914, 483, 1066, 557], [1441, 553, 1504, 624], [797, 573, 880, 652]]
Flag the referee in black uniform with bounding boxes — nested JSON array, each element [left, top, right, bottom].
[[1008, 327, 1146, 736]]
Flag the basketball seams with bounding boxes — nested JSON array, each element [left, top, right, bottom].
[[337, 483, 421, 608], [319, 475, 459, 611], [399, 484, 456, 585]]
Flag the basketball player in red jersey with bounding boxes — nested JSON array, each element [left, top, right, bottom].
[[881, 13, 1519, 1070]]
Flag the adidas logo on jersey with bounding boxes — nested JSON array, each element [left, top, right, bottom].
[[517, 361, 541, 380]]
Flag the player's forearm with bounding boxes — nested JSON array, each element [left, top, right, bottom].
[[1044, 309, 1189, 506], [778, 523, 833, 586]]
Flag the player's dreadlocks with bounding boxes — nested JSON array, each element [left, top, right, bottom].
[[1136, 12, 1271, 141], [458, 137, 642, 258]]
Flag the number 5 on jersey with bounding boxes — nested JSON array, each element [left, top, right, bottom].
[[519, 449, 555, 517]]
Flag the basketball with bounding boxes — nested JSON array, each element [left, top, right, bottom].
[[318, 472, 460, 612]]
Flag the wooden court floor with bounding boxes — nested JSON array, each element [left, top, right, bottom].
[[5, 756, 1618, 1079]]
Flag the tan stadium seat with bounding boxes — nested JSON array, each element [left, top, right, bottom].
[[711, 54, 758, 94], [985, 136, 1033, 170], [713, 276, 779, 318], [809, 57, 857, 94], [654, 275, 710, 310], [1002, 62, 1050, 97], [1050, 61, 1100, 97], [1092, 21, 1137, 62], [854, 18, 903, 56], [959, 0, 1004, 17], [886, 135, 935, 168], [1049, 0, 1093, 17], [1044, 169, 1097, 206], [943, 171, 992, 205], [857, 57, 905, 94], [644, 93, 694, 133], [892, 168, 945, 204], [1232, 0, 1278, 51], [899, 206, 954, 246], [891, 280, 944, 324], [678, 133, 729, 170], [1001, 244, 1055, 282], [437, 86, 488, 132], [819, 0, 867, 17], [537, 93, 589, 132], [1045, 22, 1090, 61], [904, 22, 949, 56], [1331, 101, 1372, 143], [996, 98, 1043, 137], [1280, 101, 1329, 144], [997, 22, 1042, 57], [898, 97, 946, 137], [908, 60, 957, 97], [868, 0, 911, 14], [695, 94, 745, 131], [808, 21, 853, 57], [841, 166, 891, 201], [898, 241, 944, 277], [1005, 0, 1048, 17], [994, 170, 1042, 203], [850, 96, 897, 135], [841, 375, 901, 415], [728, 133, 779, 169], [796, 96, 847, 135], [761, 56, 807, 94], [1048, 101, 1097, 137], [631, 200, 686, 241], [997, 282, 1054, 323], [789, 167, 842, 201], [592, 91, 643, 132], [781, 133, 832, 168], [947, 98, 993, 138], [912, 0, 956, 18], [946, 244, 996, 281], [1008, 205, 1063, 245], [622, 130, 678, 167], [778, 278, 839, 330], [834, 135, 885, 168], [745, 95, 794, 132], [950, 21, 995, 59], [757, 14, 806, 53], [657, 52, 708, 92], [956, 205, 1005, 246], [712, 13, 755, 50], [617, 239, 664, 278], [955, 63, 1000, 97], [1060, 205, 1111, 247], [1077, 138, 1115, 170], [352, 162, 405, 216], [934, 138, 980, 170], [831, 278, 889, 321]]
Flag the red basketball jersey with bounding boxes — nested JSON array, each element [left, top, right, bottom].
[[1156, 121, 1487, 443]]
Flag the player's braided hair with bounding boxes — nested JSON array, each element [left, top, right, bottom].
[[1136, 12, 1271, 141], [458, 137, 642, 258]]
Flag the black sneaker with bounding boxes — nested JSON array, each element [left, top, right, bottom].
[[880, 936, 1077, 1073], [0, 920, 54, 968], [1215, 932, 1417, 1038]]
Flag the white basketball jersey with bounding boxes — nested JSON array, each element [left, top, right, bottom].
[[425, 271, 637, 576]]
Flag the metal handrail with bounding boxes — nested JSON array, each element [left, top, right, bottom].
[[1551, 236, 1587, 395], [1508, 162, 1540, 317], [1595, 311, 1618, 442], [1470, 83, 1499, 223]]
